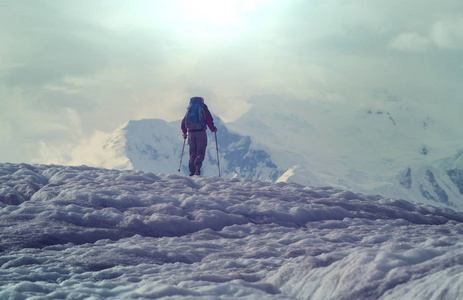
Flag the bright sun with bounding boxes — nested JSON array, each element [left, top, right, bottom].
[[180, 0, 241, 26], [153, 0, 281, 42], [165, 0, 278, 41], [173, 0, 276, 26]]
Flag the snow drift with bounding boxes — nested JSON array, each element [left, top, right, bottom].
[[1, 163, 463, 299]]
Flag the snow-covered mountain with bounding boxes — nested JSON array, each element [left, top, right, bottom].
[[102, 117, 283, 182], [1, 163, 463, 299], [227, 95, 463, 211], [94, 95, 463, 211]]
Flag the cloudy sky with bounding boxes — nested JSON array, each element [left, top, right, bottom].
[[1, 0, 463, 165]]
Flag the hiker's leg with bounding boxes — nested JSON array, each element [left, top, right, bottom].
[[188, 133, 197, 175], [194, 131, 207, 175]]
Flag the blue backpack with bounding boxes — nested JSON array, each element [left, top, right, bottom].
[[185, 97, 206, 131]]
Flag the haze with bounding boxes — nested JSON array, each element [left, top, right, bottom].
[[1, 0, 462, 165]]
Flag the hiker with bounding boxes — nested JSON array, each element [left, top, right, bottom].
[[181, 97, 217, 176]]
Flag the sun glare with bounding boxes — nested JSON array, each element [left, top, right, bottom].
[[181, 0, 239, 26], [177, 0, 278, 26], [166, 0, 279, 41]]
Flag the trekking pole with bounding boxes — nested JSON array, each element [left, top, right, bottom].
[[214, 131, 221, 177], [178, 138, 186, 173]]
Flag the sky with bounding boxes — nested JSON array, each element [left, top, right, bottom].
[[1, 0, 463, 165]]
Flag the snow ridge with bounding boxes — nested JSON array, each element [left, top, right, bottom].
[[1, 163, 463, 299]]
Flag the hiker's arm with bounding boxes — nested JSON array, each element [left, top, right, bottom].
[[203, 106, 216, 131], [181, 117, 187, 134]]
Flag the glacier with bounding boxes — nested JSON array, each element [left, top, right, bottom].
[[1, 163, 463, 299]]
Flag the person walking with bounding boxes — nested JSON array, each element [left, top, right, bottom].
[[181, 97, 217, 176]]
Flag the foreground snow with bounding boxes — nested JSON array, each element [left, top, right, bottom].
[[1, 163, 463, 299]]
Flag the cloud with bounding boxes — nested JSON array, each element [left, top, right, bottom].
[[0, 3, 109, 87], [431, 16, 463, 49], [389, 16, 463, 52], [2, 0, 463, 165], [37, 130, 132, 170], [389, 32, 431, 53]]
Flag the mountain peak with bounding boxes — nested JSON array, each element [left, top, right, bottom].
[[102, 118, 284, 182], [228, 96, 463, 210]]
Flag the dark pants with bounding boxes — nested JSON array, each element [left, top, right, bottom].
[[188, 131, 207, 175]]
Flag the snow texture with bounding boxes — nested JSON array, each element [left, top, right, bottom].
[[1, 163, 463, 299]]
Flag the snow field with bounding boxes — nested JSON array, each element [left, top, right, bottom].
[[1, 163, 463, 299]]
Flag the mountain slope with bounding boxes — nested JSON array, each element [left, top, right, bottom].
[[102, 117, 283, 182], [1, 163, 463, 299], [91, 95, 463, 210], [227, 95, 463, 211]]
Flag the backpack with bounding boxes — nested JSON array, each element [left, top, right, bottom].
[[185, 97, 206, 131]]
